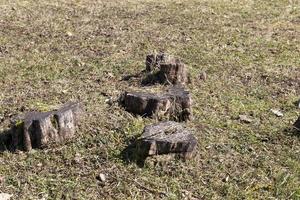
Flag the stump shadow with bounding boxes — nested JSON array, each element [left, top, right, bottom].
[[0, 128, 15, 152], [121, 70, 162, 86], [120, 136, 148, 167], [283, 127, 300, 137]]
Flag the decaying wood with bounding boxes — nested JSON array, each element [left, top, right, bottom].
[[119, 91, 171, 117], [167, 86, 192, 121], [144, 53, 189, 85], [11, 102, 83, 151], [145, 53, 175, 72], [138, 121, 197, 159], [158, 59, 188, 85], [119, 86, 192, 121]]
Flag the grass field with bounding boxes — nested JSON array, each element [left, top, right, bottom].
[[0, 0, 300, 199]]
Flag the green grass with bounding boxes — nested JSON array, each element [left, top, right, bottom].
[[0, 0, 299, 199]]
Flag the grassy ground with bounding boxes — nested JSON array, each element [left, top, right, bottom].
[[0, 0, 300, 199]]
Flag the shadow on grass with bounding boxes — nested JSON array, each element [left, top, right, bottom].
[[120, 136, 148, 168], [283, 127, 300, 137], [121, 70, 162, 86], [0, 128, 15, 152]]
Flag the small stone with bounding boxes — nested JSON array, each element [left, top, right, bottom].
[[270, 109, 283, 117], [66, 31, 73, 37], [0, 193, 13, 200], [105, 98, 114, 105], [97, 173, 106, 182], [238, 115, 252, 123], [37, 163, 43, 167]]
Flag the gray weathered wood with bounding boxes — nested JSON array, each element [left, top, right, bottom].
[[138, 121, 197, 159], [158, 59, 188, 85], [145, 53, 174, 72], [167, 86, 192, 121], [119, 86, 192, 121], [119, 91, 170, 117], [144, 53, 189, 85], [11, 102, 82, 151]]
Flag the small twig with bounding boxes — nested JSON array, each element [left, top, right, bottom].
[[132, 179, 168, 197]]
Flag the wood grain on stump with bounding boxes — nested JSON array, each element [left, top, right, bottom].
[[144, 53, 188, 85], [119, 86, 192, 121], [145, 53, 174, 72], [11, 102, 82, 151], [119, 91, 170, 117], [138, 121, 197, 159], [158, 59, 188, 85], [167, 86, 192, 121]]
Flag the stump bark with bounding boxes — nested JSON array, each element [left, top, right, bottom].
[[11, 102, 83, 151], [167, 86, 192, 121], [158, 59, 188, 85], [144, 53, 189, 85], [145, 53, 174, 72], [138, 121, 197, 159], [119, 86, 192, 121], [119, 91, 171, 117]]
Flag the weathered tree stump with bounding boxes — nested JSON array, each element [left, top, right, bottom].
[[145, 53, 174, 72], [119, 86, 192, 121], [167, 86, 192, 121], [158, 59, 188, 85], [293, 116, 300, 130], [10, 102, 83, 151], [138, 121, 197, 159], [119, 91, 170, 117], [144, 53, 189, 85]]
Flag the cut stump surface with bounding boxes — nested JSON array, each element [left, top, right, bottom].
[[119, 86, 192, 121], [11, 102, 83, 151], [138, 121, 197, 159]]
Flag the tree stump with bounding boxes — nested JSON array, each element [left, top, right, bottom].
[[119, 86, 192, 121], [119, 91, 171, 117], [144, 53, 189, 85], [145, 53, 174, 72], [167, 86, 192, 121], [138, 121, 197, 159], [158, 59, 188, 85], [294, 116, 300, 130], [11, 102, 83, 151]]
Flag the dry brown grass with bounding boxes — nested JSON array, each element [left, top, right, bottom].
[[0, 0, 299, 199]]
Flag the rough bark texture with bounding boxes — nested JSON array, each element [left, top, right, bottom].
[[144, 53, 188, 85], [119, 86, 192, 121], [145, 53, 174, 72], [293, 116, 300, 130], [119, 91, 170, 117], [138, 121, 197, 159], [167, 86, 192, 121], [158, 60, 188, 85], [11, 102, 83, 151]]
